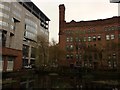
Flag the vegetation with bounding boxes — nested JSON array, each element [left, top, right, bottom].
[[35, 37, 66, 71], [49, 39, 66, 68], [35, 35, 49, 70]]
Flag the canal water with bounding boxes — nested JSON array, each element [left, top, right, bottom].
[[2, 71, 120, 90]]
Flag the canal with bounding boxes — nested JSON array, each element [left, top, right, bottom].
[[2, 69, 120, 90]]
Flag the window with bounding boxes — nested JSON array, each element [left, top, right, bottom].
[[31, 47, 36, 58], [84, 63, 88, 67], [83, 37, 86, 42], [0, 21, 8, 27], [23, 45, 29, 57], [113, 53, 116, 59], [79, 38, 81, 42], [104, 27, 107, 31], [88, 36, 91, 42], [70, 54, 73, 59], [89, 63, 92, 67], [108, 27, 111, 31], [25, 19, 37, 29], [79, 54, 82, 59], [24, 31, 36, 41], [66, 54, 70, 59], [25, 24, 37, 34], [66, 45, 69, 51], [0, 3, 10, 11], [76, 54, 82, 60], [66, 37, 69, 42], [83, 30, 86, 34], [70, 37, 73, 42], [98, 35, 101, 41], [111, 34, 115, 40], [111, 26, 115, 31], [10, 25, 15, 30], [92, 29, 96, 32], [108, 61, 111, 67], [118, 26, 120, 30], [2, 31, 7, 47], [66, 45, 74, 51], [76, 54, 79, 59], [66, 54, 74, 59], [7, 56, 15, 71], [70, 45, 74, 50], [0, 12, 9, 19], [88, 30, 91, 33], [75, 37, 79, 42], [114, 61, 117, 67], [106, 35, 110, 40], [93, 36, 96, 41]]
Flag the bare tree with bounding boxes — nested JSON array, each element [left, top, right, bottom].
[[35, 35, 49, 70], [49, 39, 66, 67]]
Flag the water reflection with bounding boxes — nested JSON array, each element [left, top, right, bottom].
[[17, 73, 119, 90]]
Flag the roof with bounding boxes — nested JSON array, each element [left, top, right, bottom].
[[18, 0, 50, 21], [66, 16, 120, 27]]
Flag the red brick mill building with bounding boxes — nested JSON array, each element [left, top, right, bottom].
[[59, 4, 120, 70]]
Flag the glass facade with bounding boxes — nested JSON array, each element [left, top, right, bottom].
[[25, 19, 37, 29], [0, 21, 8, 27], [24, 31, 36, 41], [0, 3, 10, 11], [0, 1, 50, 72], [25, 24, 37, 34], [24, 19, 37, 41], [0, 11, 9, 19]]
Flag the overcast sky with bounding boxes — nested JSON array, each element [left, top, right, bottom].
[[31, 0, 118, 43]]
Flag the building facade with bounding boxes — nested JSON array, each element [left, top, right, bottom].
[[59, 4, 120, 70], [0, 0, 50, 72]]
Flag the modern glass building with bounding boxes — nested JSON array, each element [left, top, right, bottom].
[[0, 0, 50, 72]]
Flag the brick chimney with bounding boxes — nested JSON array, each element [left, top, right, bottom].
[[59, 4, 65, 35]]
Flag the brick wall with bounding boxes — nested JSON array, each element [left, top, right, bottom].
[[2, 47, 22, 71], [59, 4, 120, 69]]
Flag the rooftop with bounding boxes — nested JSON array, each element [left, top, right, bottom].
[[18, 0, 50, 21]]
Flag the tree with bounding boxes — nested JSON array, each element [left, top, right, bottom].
[[104, 41, 120, 70], [35, 35, 49, 70], [49, 39, 66, 67]]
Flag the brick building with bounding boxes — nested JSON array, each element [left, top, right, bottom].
[[59, 4, 120, 70], [0, 1, 50, 72]]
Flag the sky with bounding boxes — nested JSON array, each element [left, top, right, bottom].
[[31, 0, 118, 43]]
